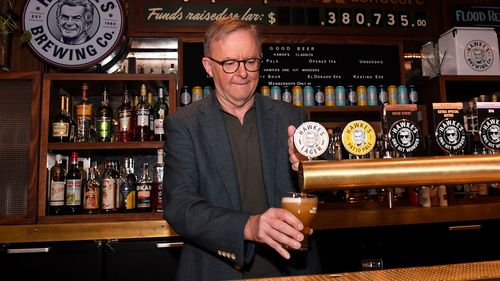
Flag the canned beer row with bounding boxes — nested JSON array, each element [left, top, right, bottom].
[[180, 85, 214, 107], [259, 84, 418, 106]]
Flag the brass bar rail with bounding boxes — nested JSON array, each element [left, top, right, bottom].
[[299, 154, 500, 192]]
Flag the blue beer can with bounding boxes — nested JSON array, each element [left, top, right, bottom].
[[367, 85, 378, 106], [303, 86, 315, 106], [397, 85, 410, 104], [335, 85, 346, 106], [270, 86, 282, 101], [203, 85, 212, 98]]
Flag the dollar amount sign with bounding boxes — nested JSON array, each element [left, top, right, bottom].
[[268, 12, 276, 25]]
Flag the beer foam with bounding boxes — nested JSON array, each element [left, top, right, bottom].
[[281, 197, 317, 204]]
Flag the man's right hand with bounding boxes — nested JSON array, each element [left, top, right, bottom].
[[243, 208, 304, 259]]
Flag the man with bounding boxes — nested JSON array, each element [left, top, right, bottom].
[[164, 18, 320, 281], [56, 0, 93, 45], [445, 126, 459, 145], [353, 128, 366, 146]]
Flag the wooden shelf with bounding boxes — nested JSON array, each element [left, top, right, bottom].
[[47, 141, 165, 150]]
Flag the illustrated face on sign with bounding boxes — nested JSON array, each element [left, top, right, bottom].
[[398, 128, 413, 147], [305, 131, 318, 148], [445, 126, 459, 144], [57, 0, 94, 45], [489, 125, 500, 142], [353, 128, 366, 146], [472, 47, 485, 64]]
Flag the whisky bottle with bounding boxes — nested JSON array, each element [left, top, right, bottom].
[[152, 149, 164, 212], [136, 84, 151, 141], [49, 154, 66, 215], [65, 95, 76, 142], [75, 83, 93, 142], [119, 157, 136, 212], [153, 88, 169, 141], [101, 160, 118, 213], [136, 162, 152, 212], [65, 152, 82, 214], [51, 95, 71, 143], [148, 91, 155, 140], [118, 84, 135, 142], [83, 165, 101, 214], [95, 84, 113, 142]]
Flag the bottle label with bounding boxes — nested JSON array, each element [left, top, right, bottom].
[[50, 181, 65, 206], [84, 186, 99, 209], [77, 104, 93, 117], [119, 111, 131, 131], [137, 109, 149, 126], [66, 179, 82, 206], [96, 117, 111, 138], [52, 122, 69, 137], [102, 178, 116, 210], [154, 119, 164, 135], [120, 182, 135, 210], [136, 185, 151, 208]]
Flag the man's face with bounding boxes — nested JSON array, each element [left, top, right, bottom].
[[58, 5, 87, 40], [202, 29, 260, 109], [353, 130, 364, 146], [473, 48, 484, 63], [305, 132, 317, 147], [399, 129, 412, 146], [490, 126, 500, 142], [445, 127, 458, 143]]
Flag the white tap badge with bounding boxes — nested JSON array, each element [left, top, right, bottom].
[[293, 121, 329, 159], [22, 0, 125, 69]]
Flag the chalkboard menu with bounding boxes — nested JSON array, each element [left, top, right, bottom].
[[182, 42, 401, 89]]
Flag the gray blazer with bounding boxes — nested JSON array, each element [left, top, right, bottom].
[[164, 93, 320, 281]]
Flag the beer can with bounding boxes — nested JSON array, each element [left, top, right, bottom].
[[378, 85, 388, 105], [270, 86, 281, 101], [367, 85, 378, 106], [292, 86, 304, 106], [282, 86, 292, 103], [324, 86, 335, 106], [260, 86, 270, 98], [314, 86, 325, 106], [304, 86, 315, 106], [408, 85, 418, 104], [387, 85, 398, 105], [180, 85, 191, 107], [203, 85, 212, 98], [397, 85, 409, 104], [191, 86, 203, 103], [347, 85, 357, 106], [335, 85, 346, 106], [356, 85, 368, 106]]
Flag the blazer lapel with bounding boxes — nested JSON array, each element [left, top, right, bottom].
[[255, 95, 278, 207], [198, 95, 241, 210]]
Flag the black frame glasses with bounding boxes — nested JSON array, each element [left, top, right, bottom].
[[206, 57, 262, 74]]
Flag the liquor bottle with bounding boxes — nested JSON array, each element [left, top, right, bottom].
[[95, 84, 113, 142], [65, 152, 82, 214], [75, 83, 93, 142], [152, 149, 164, 212], [48, 154, 66, 215], [167, 63, 177, 75], [136, 162, 152, 212], [154, 88, 169, 141], [465, 100, 478, 135], [148, 91, 155, 140], [136, 84, 151, 142], [65, 95, 76, 142], [51, 95, 71, 143], [101, 160, 118, 213], [118, 84, 135, 142], [119, 157, 136, 212], [83, 165, 101, 214]]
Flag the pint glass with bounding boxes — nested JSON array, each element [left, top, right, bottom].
[[281, 192, 318, 251]]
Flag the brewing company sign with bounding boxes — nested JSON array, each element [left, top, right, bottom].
[[23, 0, 125, 69]]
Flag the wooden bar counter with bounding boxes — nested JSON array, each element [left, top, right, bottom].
[[236, 260, 500, 281]]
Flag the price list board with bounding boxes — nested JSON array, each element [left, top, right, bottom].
[[135, 1, 438, 36], [260, 43, 401, 87]]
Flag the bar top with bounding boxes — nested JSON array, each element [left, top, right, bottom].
[[235, 260, 500, 281]]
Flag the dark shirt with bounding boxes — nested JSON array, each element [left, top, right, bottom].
[[222, 106, 284, 278]]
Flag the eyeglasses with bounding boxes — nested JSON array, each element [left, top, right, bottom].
[[206, 57, 262, 74]]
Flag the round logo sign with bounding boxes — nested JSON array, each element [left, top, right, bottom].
[[464, 40, 494, 72], [22, 0, 125, 69], [341, 120, 376, 156], [293, 121, 329, 159], [479, 117, 500, 151], [435, 119, 466, 153], [388, 119, 421, 154]]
